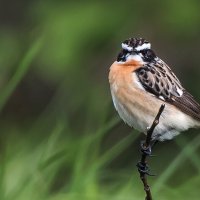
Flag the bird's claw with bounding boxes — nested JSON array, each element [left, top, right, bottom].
[[140, 141, 152, 156], [136, 161, 156, 176]]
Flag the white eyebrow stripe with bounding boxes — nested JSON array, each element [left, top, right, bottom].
[[122, 43, 133, 51], [135, 43, 151, 51]]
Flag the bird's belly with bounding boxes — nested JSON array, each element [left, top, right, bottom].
[[111, 89, 155, 132], [111, 88, 199, 141]]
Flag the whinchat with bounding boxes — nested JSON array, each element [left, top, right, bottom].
[[109, 38, 200, 141]]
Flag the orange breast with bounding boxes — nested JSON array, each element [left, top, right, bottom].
[[108, 60, 165, 128], [109, 60, 146, 115], [109, 60, 143, 91]]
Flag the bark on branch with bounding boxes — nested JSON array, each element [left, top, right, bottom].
[[137, 104, 165, 200]]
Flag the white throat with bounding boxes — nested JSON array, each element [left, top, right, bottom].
[[126, 54, 143, 62]]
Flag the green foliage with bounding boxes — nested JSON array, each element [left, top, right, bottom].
[[0, 1, 200, 200]]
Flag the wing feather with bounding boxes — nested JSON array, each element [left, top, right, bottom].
[[172, 91, 200, 120], [136, 60, 200, 121]]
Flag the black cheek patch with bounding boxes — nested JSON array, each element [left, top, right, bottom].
[[117, 51, 126, 62], [142, 49, 156, 62]]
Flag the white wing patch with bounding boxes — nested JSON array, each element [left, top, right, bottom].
[[177, 87, 183, 96], [159, 95, 165, 101]]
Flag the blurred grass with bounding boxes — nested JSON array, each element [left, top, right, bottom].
[[0, 37, 43, 112], [0, 1, 200, 200]]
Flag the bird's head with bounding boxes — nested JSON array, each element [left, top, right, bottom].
[[117, 38, 157, 64]]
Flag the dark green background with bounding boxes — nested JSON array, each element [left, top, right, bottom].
[[0, 1, 200, 199]]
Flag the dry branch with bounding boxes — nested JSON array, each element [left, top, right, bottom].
[[137, 104, 165, 200]]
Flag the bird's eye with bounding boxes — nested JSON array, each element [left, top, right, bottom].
[[141, 49, 156, 62]]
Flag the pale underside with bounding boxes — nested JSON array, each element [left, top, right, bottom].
[[109, 61, 200, 141]]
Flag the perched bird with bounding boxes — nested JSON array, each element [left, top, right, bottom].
[[109, 38, 200, 141]]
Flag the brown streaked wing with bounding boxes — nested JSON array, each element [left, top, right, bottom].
[[171, 91, 200, 121], [136, 61, 200, 121], [136, 62, 183, 100]]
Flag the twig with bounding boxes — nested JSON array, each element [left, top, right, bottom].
[[137, 104, 165, 200]]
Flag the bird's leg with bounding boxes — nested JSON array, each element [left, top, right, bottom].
[[136, 140, 157, 176], [140, 140, 152, 156], [141, 139, 158, 155]]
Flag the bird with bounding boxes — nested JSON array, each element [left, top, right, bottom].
[[109, 37, 200, 142]]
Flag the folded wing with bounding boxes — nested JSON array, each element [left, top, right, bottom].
[[136, 61, 200, 121]]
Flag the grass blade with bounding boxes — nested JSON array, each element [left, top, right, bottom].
[[0, 37, 43, 111]]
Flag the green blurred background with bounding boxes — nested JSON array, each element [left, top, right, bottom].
[[0, 0, 200, 199]]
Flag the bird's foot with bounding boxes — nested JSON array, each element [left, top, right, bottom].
[[136, 140, 157, 176], [140, 140, 152, 156], [136, 161, 156, 176]]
